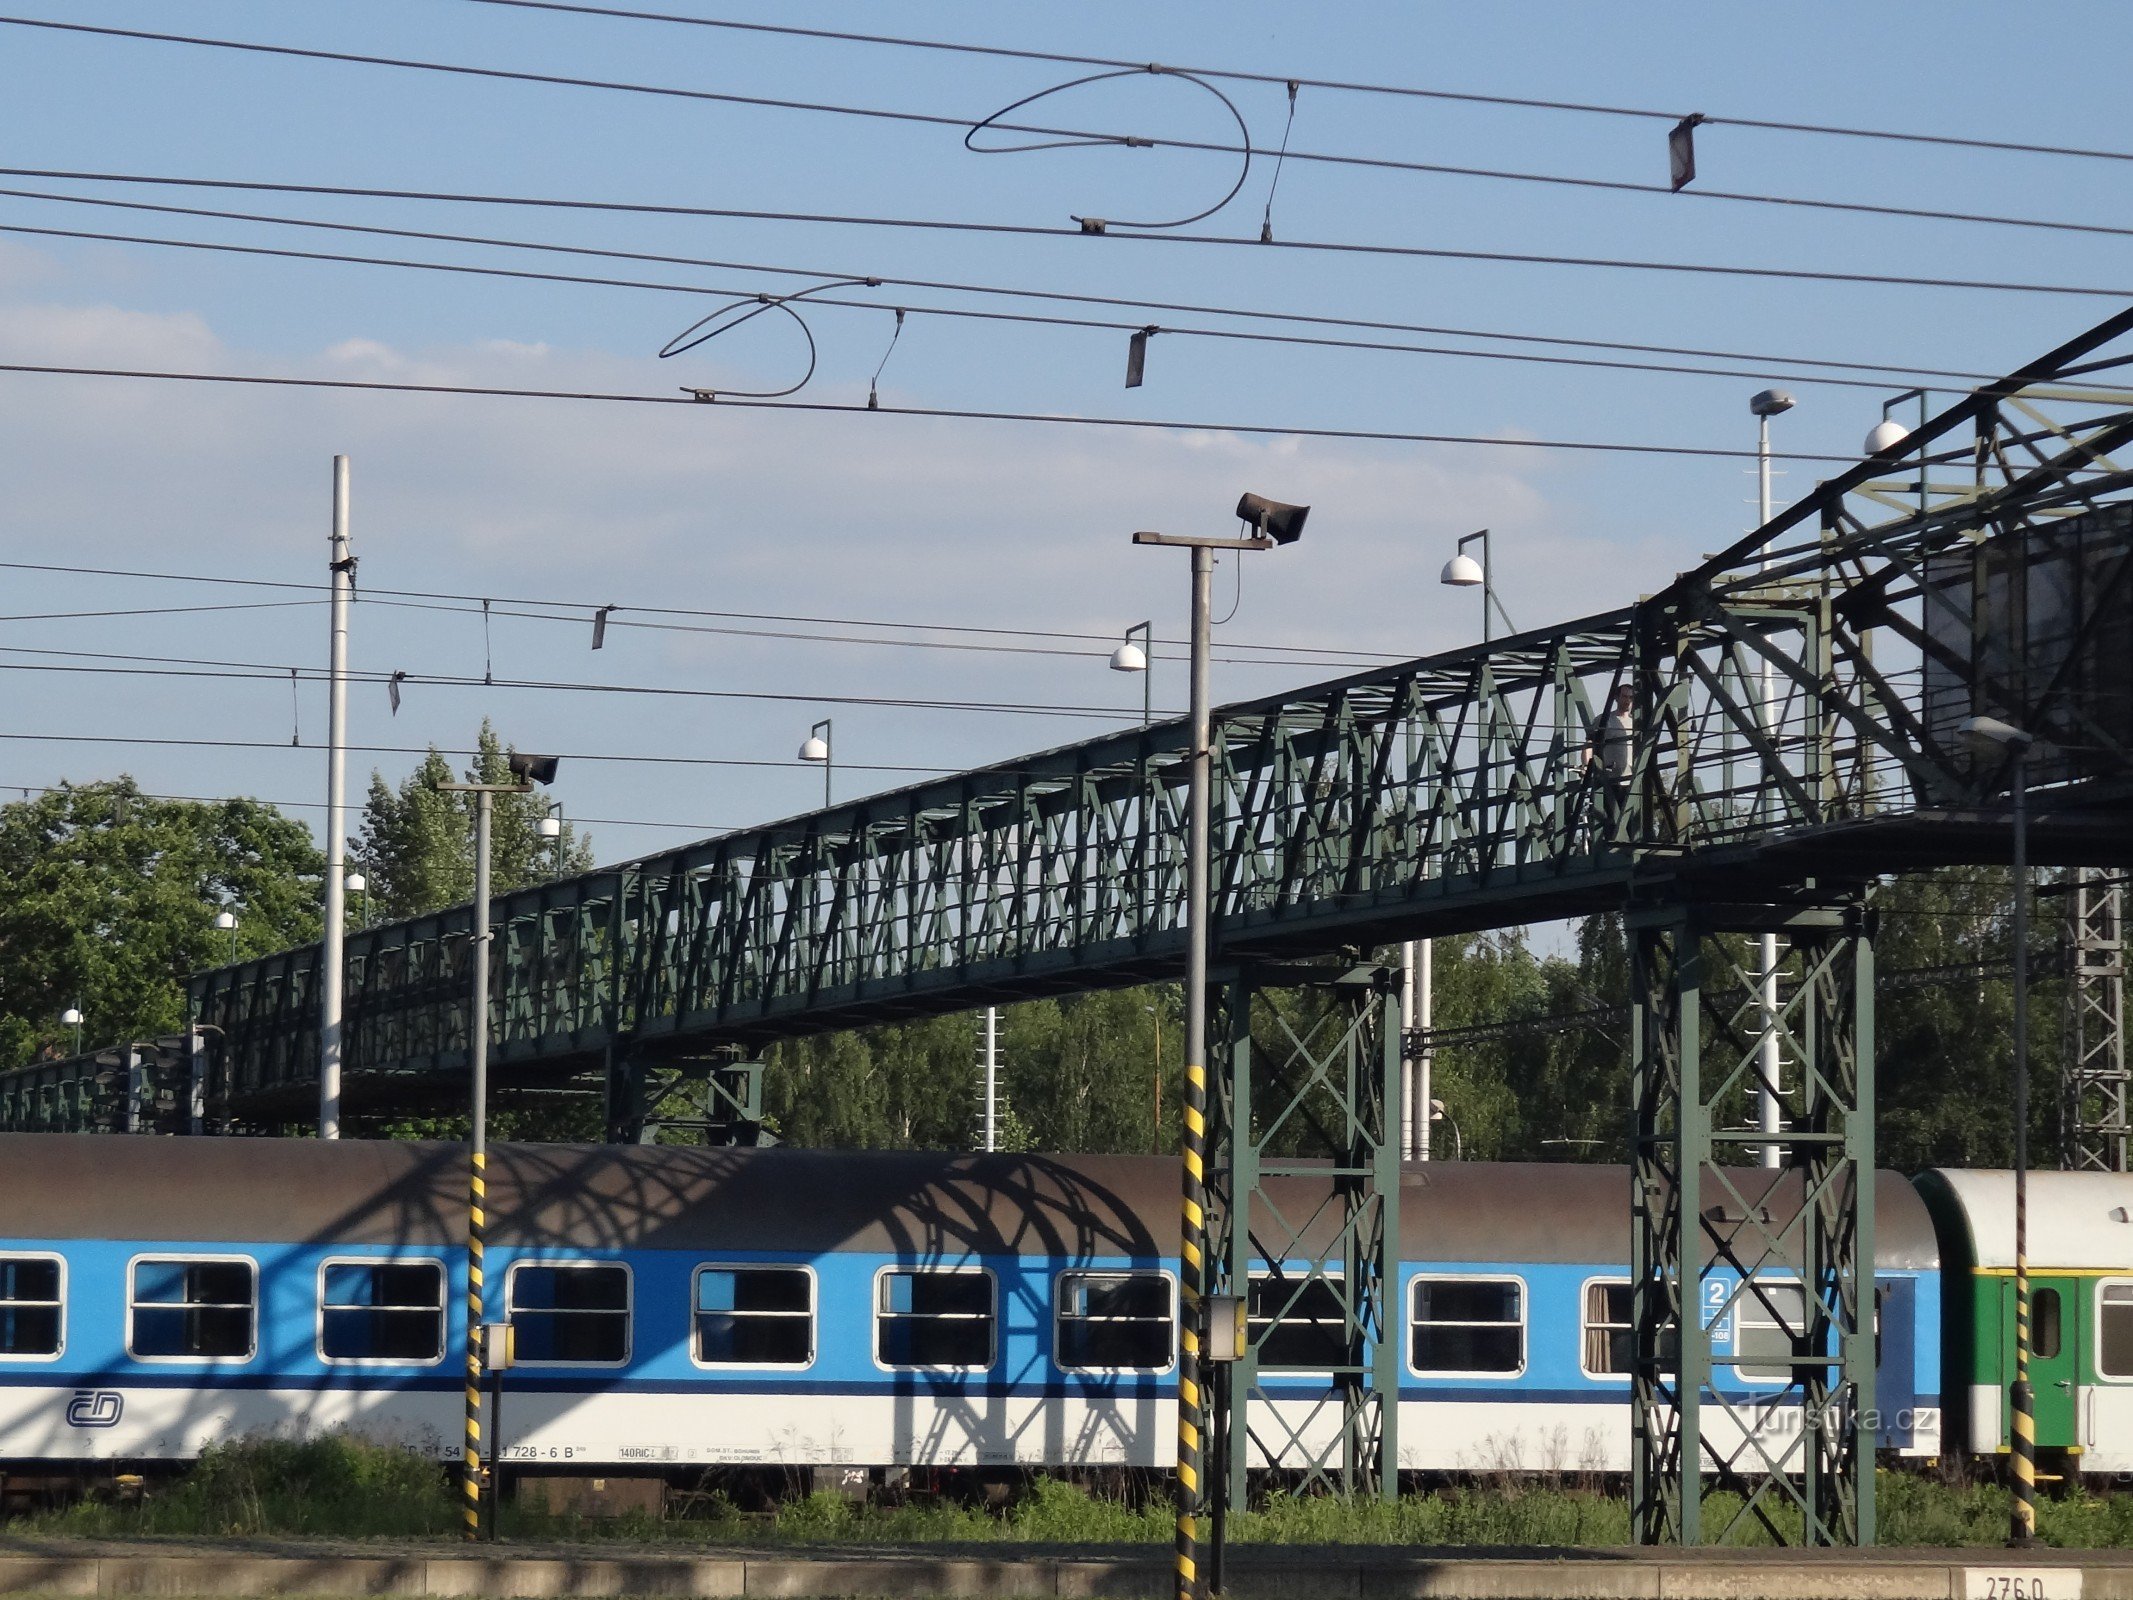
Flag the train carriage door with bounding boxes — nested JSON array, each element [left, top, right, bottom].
[[2001, 1275, 2081, 1449]]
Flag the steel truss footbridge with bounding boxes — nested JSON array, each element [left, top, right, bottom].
[[9, 307, 2133, 1549]]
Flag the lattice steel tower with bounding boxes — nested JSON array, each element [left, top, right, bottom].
[[2064, 869, 2129, 1173]]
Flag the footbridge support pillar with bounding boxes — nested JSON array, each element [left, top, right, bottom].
[[1209, 961, 1402, 1515], [1629, 894, 1876, 1547]]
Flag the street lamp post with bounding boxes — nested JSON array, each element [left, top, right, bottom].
[[799, 719, 833, 808], [214, 909, 239, 965], [1424, 529, 1520, 1160], [1962, 713, 2037, 1547], [61, 1006, 83, 1055], [1439, 528, 1517, 642], [1136, 490, 1305, 1600], [346, 871, 368, 930], [1111, 621, 1153, 725], [1751, 388, 1795, 1170], [438, 749, 558, 1544]]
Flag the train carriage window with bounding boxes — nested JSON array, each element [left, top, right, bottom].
[[876, 1268, 994, 1370], [506, 1263, 631, 1366], [694, 1266, 814, 1367], [0, 1256, 62, 1358], [1249, 1272, 1349, 1370], [2034, 1288, 2064, 1361], [1410, 1277, 1523, 1375], [1735, 1282, 1806, 1383], [2099, 1282, 2133, 1379], [1057, 1272, 1174, 1371], [129, 1257, 256, 1361], [319, 1261, 446, 1364], [1582, 1281, 1633, 1376], [1580, 1279, 1683, 1379]]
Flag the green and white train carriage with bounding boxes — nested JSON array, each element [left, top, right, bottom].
[[1915, 1169, 2133, 1478]]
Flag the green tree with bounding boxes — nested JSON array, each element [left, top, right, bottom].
[[1875, 866, 2031, 1171], [353, 722, 593, 921], [1006, 989, 1176, 1156], [0, 779, 323, 1065]]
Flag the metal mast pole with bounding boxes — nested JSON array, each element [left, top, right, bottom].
[[1400, 943, 1415, 1156], [2010, 750, 2037, 1546], [462, 788, 494, 1542], [1756, 416, 1783, 1168], [1417, 936, 1433, 1160], [321, 454, 351, 1139], [982, 1006, 998, 1153], [1177, 539, 1213, 1600]]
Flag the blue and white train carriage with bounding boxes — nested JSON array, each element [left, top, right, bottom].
[[0, 1136, 1947, 1476]]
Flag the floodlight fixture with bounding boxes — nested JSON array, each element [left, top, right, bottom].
[[507, 752, 560, 786], [1235, 491, 1309, 545]]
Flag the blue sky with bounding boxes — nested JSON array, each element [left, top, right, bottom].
[[0, 2, 2128, 897]]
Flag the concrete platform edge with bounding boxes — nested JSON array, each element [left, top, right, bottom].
[[0, 1550, 2124, 1600]]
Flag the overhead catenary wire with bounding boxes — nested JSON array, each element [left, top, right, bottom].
[[3, 778, 730, 835], [0, 557, 1417, 664], [366, 594, 1381, 672], [0, 198, 1993, 396], [0, 644, 1167, 722], [0, 363, 1878, 464], [8, 13, 2132, 243], [0, 190, 2116, 307], [0, 727, 961, 776], [0, 598, 322, 624], [0, 168, 2003, 383], [458, 0, 2133, 167]]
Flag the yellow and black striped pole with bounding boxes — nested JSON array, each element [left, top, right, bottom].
[[462, 1147, 488, 1541], [1177, 1053, 1208, 1600], [2011, 1233, 2036, 1545], [461, 788, 496, 1543]]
